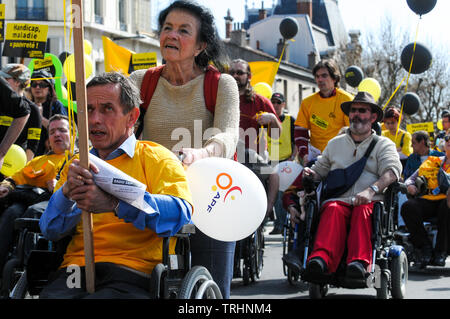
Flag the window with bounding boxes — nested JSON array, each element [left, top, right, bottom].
[[94, 0, 103, 24], [16, 0, 46, 20], [119, 0, 127, 31]]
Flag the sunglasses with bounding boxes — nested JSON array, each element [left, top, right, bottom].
[[444, 135, 450, 142], [30, 82, 49, 88], [349, 107, 370, 114], [229, 70, 247, 76], [271, 100, 283, 104]]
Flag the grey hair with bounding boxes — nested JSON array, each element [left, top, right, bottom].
[[86, 72, 142, 114]]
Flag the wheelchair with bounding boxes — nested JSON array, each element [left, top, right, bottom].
[[282, 212, 300, 285], [233, 225, 264, 285], [1, 217, 222, 299], [297, 180, 408, 299]]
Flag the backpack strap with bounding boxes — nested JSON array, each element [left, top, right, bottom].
[[136, 65, 165, 138], [203, 65, 221, 114]]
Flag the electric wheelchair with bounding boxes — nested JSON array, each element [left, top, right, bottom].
[[1, 217, 222, 299], [296, 179, 409, 299]]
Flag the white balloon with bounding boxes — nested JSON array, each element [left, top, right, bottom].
[[186, 157, 267, 242], [276, 161, 303, 191]]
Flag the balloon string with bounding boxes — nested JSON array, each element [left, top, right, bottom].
[[396, 18, 420, 140], [382, 76, 406, 111], [64, 0, 77, 160]]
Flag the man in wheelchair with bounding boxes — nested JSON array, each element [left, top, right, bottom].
[[298, 92, 402, 282], [38, 72, 192, 298], [0, 114, 71, 277], [400, 133, 450, 269]]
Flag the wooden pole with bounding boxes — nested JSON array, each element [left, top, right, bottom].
[[71, 0, 95, 294]]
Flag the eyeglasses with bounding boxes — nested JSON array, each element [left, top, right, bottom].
[[349, 107, 370, 114], [30, 82, 49, 88], [229, 70, 247, 76], [444, 135, 450, 142]]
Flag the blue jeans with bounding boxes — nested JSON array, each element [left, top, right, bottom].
[[190, 227, 236, 298]]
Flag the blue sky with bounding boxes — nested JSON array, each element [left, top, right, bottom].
[[153, 0, 449, 52]]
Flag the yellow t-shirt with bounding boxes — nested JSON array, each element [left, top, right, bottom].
[[418, 156, 449, 201], [12, 153, 66, 188], [56, 141, 192, 274], [382, 129, 413, 159], [295, 88, 352, 152]]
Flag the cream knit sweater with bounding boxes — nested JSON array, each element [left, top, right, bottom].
[[129, 70, 239, 159]]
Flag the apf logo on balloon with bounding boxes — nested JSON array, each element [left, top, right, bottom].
[[207, 172, 242, 213]]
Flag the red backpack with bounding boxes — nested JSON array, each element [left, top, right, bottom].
[[136, 64, 221, 137]]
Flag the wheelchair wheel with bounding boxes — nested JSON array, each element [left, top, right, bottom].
[[10, 270, 27, 299], [308, 283, 328, 299], [390, 251, 408, 299], [178, 266, 223, 299], [376, 271, 389, 299]]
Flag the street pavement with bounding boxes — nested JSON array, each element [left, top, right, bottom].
[[230, 221, 450, 299]]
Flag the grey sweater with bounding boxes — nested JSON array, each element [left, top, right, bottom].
[[312, 129, 402, 206], [129, 70, 239, 159]]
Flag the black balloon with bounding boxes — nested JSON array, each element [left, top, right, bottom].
[[344, 66, 364, 87], [406, 0, 437, 15], [401, 92, 421, 115], [279, 17, 299, 39], [400, 42, 432, 74], [58, 51, 71, 66]]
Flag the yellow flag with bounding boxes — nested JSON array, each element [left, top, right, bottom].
[[102, 36, 135, 75], [248, 61, 279, 87]]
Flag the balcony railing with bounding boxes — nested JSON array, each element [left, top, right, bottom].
[[16, 7, 47, 21]]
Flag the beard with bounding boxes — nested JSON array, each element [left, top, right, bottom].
[[349, 116, 372, 135], [235, 78, 249, 91]]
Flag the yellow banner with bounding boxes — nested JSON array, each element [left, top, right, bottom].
[[102, 36, 135, 75], [130, 52, 157, 71], [6, 23, 48, 42], [406, 122, 434, 134], [248, 61, 278, 87], [0, 4, 5, 42]]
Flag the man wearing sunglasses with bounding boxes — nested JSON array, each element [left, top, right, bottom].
[[296, 91, 402, 281]]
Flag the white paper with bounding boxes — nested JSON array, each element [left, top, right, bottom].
[[89, 154, 156, 215]]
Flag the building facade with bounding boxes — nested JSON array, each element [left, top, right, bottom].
[[2, 0, 161, 75]]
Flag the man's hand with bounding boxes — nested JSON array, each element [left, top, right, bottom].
[[351, 188, 375, 206], [62, 159, 116, 213], [255, 112, 276, 126], [407, 184, 418, 196], [46, 179, 57, 193], [288, 205, 302, 225], [0, 185, 10, 198]]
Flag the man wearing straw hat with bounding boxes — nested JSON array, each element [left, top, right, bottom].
[[294, 92, 402, 280], [39, 72, 192, 298]]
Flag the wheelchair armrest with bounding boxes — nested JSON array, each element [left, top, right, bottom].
[[175, 224, 195, 237], [14, 218, 41, 233]]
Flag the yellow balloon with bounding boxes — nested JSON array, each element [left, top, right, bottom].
[[1, 144, 27, 177], [358, 77, 381, 102], [437, 119, 443, 130], [63, 53, 93, 82], [84, 39, 93, 55], [61, 85, 68, 100], [253, 82, 273, 99]]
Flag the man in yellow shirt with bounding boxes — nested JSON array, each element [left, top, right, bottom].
[[39, 72, 192, 299], [0, 114, 71, 275], [294, 59, 352, 165]]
